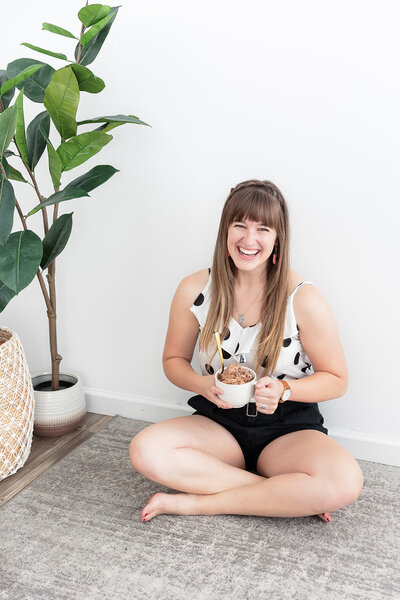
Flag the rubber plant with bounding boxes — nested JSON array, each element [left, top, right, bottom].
[[0, 3, 149, 390]]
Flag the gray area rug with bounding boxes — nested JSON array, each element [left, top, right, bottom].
[[1, 416, 399, 600]]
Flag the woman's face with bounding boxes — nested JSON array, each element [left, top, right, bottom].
[[227, 219, 278, 273]]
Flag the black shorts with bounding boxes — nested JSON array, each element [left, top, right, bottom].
[[187, 395, 328, 473]]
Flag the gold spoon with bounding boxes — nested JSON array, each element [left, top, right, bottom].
[[214, 331, 224, 374]]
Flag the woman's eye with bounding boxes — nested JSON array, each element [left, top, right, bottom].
[[260, 228, 269, 232], [234, 224, 245, 228]]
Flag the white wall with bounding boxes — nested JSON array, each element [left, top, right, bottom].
[[2, 1, 400, 464]]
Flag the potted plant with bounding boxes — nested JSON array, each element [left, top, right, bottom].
[[0, 2, 149, 436]]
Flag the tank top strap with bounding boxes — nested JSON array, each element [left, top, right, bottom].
[[285, 281, 314, 337], [290, 281, 313, 297]]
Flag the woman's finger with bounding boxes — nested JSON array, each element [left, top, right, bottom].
[[254, 389, 274, 400], [211, 386, 224, 396], [255, 376, 273, 389]]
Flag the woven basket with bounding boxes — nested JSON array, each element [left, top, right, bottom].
[[0, 327, 34, 481]]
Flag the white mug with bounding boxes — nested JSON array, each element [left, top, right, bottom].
[[215, 367, 257, 408]]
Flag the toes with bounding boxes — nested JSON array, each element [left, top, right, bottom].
[[318, 512, 332, 522], [141, 493, 163, 522]]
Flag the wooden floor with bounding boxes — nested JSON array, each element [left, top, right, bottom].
[[0, 412, 113, 507]]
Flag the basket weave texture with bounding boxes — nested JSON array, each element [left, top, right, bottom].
[[0, 327, 34, 481]]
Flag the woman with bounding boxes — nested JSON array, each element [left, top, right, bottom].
[[130, 179, 363, 523]]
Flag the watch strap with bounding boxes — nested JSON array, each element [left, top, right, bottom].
[[279, 379, 291, 403]]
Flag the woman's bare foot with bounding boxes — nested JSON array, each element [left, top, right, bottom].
[[318, 512, 332, 522], [140, 493, 333, 523], [141, 492, 196, 522]]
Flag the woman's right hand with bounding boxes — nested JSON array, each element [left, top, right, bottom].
[[199, 374, 233, 409]]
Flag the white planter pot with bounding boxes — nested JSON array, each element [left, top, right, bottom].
[[32, 372, 86, 437]]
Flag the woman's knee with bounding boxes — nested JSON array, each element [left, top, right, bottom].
[[129, 425, 159, 473], [129, 422, 177, 478], [323, 458, 364, 510]]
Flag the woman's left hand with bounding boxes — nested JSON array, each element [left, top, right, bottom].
[[254, 376, 284, 414]]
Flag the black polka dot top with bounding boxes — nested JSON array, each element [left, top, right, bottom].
[[190, 271, 314, 381]]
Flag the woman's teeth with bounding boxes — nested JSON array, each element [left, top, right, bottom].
[[238, 247, 260, 256]]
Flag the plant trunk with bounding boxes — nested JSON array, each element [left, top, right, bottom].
[[47, 264, 61, 391]]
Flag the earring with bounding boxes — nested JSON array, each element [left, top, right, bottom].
[[272, 245, 278, 265]]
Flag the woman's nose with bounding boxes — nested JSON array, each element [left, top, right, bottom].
[[243, 229, 257, 246]]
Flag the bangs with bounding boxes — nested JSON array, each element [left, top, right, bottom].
[[229, 189, 282, 230]]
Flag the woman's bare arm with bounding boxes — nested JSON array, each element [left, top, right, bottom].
[[287, 284, 349, 403], [162, 270, 231, 407]]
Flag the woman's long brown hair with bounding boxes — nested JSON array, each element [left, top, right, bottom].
[[199, 180, 290, 376]]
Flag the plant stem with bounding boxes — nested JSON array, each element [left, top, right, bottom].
[[75, 0, 89, 63], [48, 192, 60, 390], [46, 269, 61, 391], [0, 161, 7, 179], [36, 270, 53, 315], [76, 21, 86, 64], [13, 140, 50, 235], [15, 200, 26, 227], [11, 142, 61, 389], [25, 166, 49, 234]]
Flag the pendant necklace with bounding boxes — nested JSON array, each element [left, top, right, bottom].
[[235, 287, 264, 327]]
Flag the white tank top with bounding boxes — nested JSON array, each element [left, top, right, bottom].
[[190, 271, 314, 381]]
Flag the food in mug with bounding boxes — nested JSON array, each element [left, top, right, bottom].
[[217, 363, 253, 384]]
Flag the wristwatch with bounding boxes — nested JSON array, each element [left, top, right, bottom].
[[279, 379, 291, 403]]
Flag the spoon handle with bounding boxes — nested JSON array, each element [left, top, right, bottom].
[[214, 331, 224, 374]]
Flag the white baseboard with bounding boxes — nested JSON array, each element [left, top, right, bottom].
[[84, 387, 400, 468]]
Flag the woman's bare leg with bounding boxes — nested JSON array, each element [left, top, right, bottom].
[[141, 430, 363, 521], [130, 415, 265, 496]]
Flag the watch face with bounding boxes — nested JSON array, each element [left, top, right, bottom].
[[282, 389, 291, 402]]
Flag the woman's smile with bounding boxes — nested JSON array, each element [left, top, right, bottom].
[[237, 246, 261, 259]]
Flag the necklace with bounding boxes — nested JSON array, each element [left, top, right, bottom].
[[235, 287, 264, 326]]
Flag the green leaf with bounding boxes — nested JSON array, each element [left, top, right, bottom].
[[0, 230, 42, 293], [0, 70, 15, 109], [14, 89, 29, 163], [21, 43, 69, 62], [57, 131, 112, 171], [0, 105, 17, 161], [78, 4, 110, 27], [42, 22, 78, 40], [0, 280, 16, 312], [36, 125, 63, 189], [78, 113, 151, 127], [44, 135, 63, 189], [44, 66, 80, 140], [26, 111, 50, 170], [94, 122, 123, 133], [2, 157, 28, 183], [41, 213, 73, 270], [3, 151, 16, 158], [0, 178, 15, 244], [0, 64, 43, 96], [70, 64, 105, 93], [76, 7, 118, 66], [80, 13, 113, 47], [26, 187, 89, 217], [6, 58, 55, 104], [8, 165, 28, 183], [1, 156, 10, 178], [65, 164, 118, 193]]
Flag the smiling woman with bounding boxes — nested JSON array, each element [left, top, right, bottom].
[[129, 179, 363, 524]]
